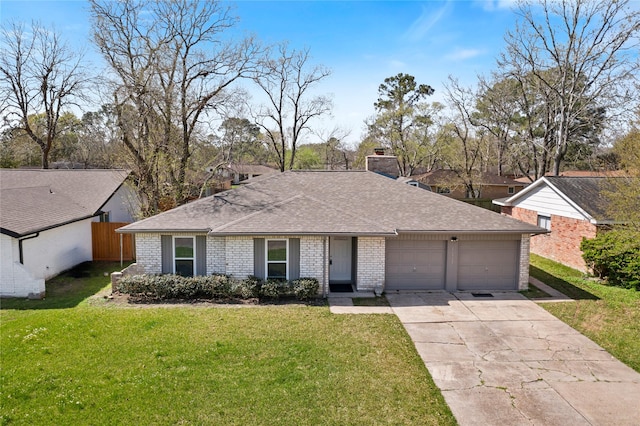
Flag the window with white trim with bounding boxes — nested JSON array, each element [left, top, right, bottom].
[[508, 186, 515, 194], [174, 236, 195, 277], [537, 215, 551, 231], [266, 239, 288, 279]]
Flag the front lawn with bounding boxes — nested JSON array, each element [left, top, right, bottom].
[[530, 254, 640, 372], [1, 264, 455, 425]]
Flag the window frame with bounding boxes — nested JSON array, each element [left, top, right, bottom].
[[537, 214, 551, 231], [173, 236, 196, 277], [507, 186, 515, 195], [265, 238, 288, 280]]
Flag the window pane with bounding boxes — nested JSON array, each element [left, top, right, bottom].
[[175, 238, 194, 258], [537, 215, 551, 231], [267, 240, 287, 261], [268, 263, 286, 279], [175, 260, 194, 277]]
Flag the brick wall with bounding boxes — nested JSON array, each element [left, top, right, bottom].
[[225, 236, 253, 278], [518, 234, 530, 290], [207, 236, 225, 274], [357, 237, 385, 292], [299, 236, 324, 280], [481, 185, 524, 200], [509, 206, 596, 271], [134, 233, 162, 274]]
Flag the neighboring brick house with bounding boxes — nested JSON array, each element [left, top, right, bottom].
[[493, 176, 613, 272], [411, 169, 527, 199], [118, 170, 545, 295]]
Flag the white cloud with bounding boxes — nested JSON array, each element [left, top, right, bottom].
[[476, 0, 517, 12], [389, 59, 407, 69], [445, 48, 484, 61], [403, 2, 453, 42]]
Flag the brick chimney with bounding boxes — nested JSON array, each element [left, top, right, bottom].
[[366, 149, 399, 178]]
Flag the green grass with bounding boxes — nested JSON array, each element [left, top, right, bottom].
[[352, 296, 390, 306], [0, 261, 130, 310], [519, 283, 551, 299], [530, 254, 640, 372], [1, 264, 455, 425]]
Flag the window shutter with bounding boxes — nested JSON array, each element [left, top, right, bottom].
[[289, 238, 300, 280], [196, 236, 207, 276], [161, 235, 172, 274], [253, 238, 265, 279]]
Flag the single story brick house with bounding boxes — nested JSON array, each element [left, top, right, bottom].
[[0, 169, 137, 298], [493, 176, 613, 272], [411, 169, 527, 199], [117, 170, 545, 295]]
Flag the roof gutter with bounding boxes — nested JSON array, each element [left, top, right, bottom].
[[18, 232, 40, 264], [395, 229, 549, 235], [207, 231, 398, 237], [116, 228, 212, 234]]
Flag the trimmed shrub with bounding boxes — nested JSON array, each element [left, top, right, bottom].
[[193, 274, 232, 298], [115, 275, 151, 295], [231, 275, 261, 299], [116, 274, 320, 301], [292, 277, 319, 300], [581, 229, 640, 290], [260, 279, 286, 299]]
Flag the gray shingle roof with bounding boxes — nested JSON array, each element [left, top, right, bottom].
[[119, 170, 544, 236], [0, 169, 130, 236], [544, 177, 611, 220]]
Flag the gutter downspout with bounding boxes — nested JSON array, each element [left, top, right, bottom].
[[323, 236, 328, 298], [18, 233, 40, 264]]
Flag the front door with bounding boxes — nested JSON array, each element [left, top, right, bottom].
[[330, 236, 352, 283]]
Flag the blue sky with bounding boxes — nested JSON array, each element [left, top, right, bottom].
[[1, 0, 519, 145]]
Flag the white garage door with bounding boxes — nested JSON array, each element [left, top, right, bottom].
[[385, 240, 446, 290], [458, 240, 519, 290]]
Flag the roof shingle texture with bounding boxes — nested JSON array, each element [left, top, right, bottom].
[[120, 171, 544, 235], [544, 177, 611, 220], [0, 169, 130, 236]]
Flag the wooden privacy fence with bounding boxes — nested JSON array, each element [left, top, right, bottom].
[[92, 222, 135, 261]]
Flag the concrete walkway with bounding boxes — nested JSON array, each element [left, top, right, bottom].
[[385, 291, 640, 426]]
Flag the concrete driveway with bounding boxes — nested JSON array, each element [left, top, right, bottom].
[[386, 292, 640, 426]]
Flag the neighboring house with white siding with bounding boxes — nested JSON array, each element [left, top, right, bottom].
[[494, 176, 614, 272], [0, 169, 137, 298], [118, 170, 545, 296]]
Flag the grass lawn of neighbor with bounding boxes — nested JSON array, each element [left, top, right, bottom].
[[529, 254, 640, 372], [1, 262, 455, 425]]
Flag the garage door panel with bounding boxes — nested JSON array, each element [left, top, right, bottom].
[[385, 240, 446, 290], [458, 241, 519, 290]]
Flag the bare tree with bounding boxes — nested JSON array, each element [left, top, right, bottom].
[[442, 78, 491, 198], [90, 0, 260, 215], [500, 0, 640, 176], [252, 43, 332, 172], [0, 21, 87, 168]]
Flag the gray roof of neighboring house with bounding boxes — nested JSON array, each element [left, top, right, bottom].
[[0, 169, 130, 237], [412, 170, 526, 187], [496, 176, 614, 222], [543, 177, 611, 220], [119, 170, 545, 236]]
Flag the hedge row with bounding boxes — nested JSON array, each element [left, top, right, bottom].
[[581, 230, 640, 290], [115, 274, 320, 301]]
